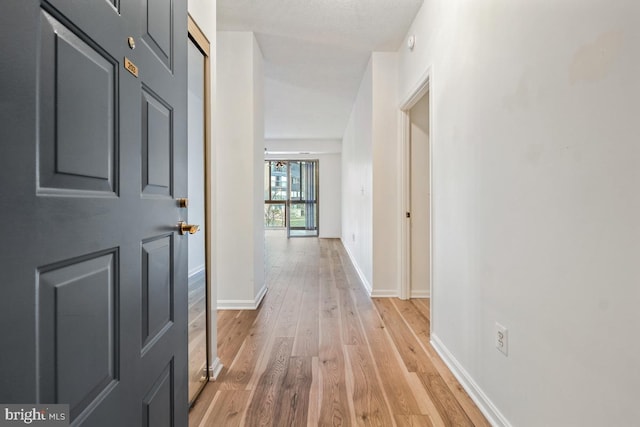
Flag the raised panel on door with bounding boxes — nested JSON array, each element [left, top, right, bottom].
[[142, 235, 174, 354], [142, 360, 175, 427], [142, 88, 173, 197], [141, 0, 173, 71], [38, 10, 118, 195], [38, 250, 119, 421]]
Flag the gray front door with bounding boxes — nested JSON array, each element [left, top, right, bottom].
[[0, 0, 188, 425]]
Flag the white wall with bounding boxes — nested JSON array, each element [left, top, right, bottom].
[[318, 153, 342, 238], [186, 0, 218, 375], [371, 52, 400, 296], [398, 0, 640, 425], [215, 31, 265, 308], [265, 147, 342, 238], [341, 58, 373, 290], [252, 37, 265, 298], [342, 53, 402, 296]]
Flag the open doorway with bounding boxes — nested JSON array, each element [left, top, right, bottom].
[[264, 160, 319, 238], [408, 93, 430, 299], [400, 72, 432, 304]]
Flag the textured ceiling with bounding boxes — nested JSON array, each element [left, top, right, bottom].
[[218, 0, 423, 140]]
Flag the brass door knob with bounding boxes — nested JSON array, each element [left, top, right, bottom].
[[178, 221, 200, 235]]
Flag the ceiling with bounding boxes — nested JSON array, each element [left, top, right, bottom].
[[218, 0, 423, 140]]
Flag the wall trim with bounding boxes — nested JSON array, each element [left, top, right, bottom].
[[254, 283, 268, 307], [400, 67, 431, 110], [431, 334, 511, 427], [341, 239, 372, 295], [410, 289, 430, 298], [398, 65, 435, 331], [217, 284, 267, 310], [208, 357, 223, 381], [371, 290, 399, 298]]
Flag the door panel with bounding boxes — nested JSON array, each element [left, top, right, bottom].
[[38, 251, 119, 421], [0, 0, 188, 425], [38, 10, 118, 194], [142, 87, 174, 196], [142, 360, 174, 427], [141, 235, 174, 353], [142, 0, 173, 70]]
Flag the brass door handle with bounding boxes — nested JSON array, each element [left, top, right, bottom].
[[178, 221, 200, 235]]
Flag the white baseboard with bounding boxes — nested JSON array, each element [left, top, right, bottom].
[[254, 284, 268, 307], [430, 334, 511, 427], [410, 289, 430, 298], [340, 240, 372, 295], [208, 357, 223, 381], [217, 284, 267, 310], [370, 290, 399, 297]]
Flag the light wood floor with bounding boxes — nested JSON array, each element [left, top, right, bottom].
[[189, 232, 489, 426]]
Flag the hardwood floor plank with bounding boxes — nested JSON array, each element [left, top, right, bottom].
[[363, 327, 423, 417], [319, 317, 351, 426], [338, 287, 366, 345], [293, 287, 320, 357], [320, 256, 340, 318], [392, 299, 431, 348], [344, 345, 394, 426], [217, 309, 259, 366], [273, 356, 313, 426], [373, 298, 426, 373], [219, 271, 290, 390], [308, 356, 320, 426], [274, 283, 304, 337], [395, 414, 435, 427], [216, 309, 238, 335], [416, 372, 474, 427], [218, 316, 277, 390], [411, 298, 430, 321], [405, 373, 446, 426], [244, 337, 294, 425], [198, 390, 250, 427]]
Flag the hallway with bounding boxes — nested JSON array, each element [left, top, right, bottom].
[[189, 232, 489, 426]]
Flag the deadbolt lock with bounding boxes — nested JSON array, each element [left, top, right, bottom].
[[178, 221, 200, 235], [177, 198, 188, 208], [127, 37, 136, 49]]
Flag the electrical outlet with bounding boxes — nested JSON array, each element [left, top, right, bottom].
[[495, 323, 508, 356]]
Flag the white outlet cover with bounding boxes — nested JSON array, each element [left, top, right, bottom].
[[495, 322, 508, 356]]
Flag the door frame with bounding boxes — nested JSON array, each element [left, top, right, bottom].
[[398, 67, 433, 316], [187, 14, 215, 404], [286, 159, 320, 238]]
